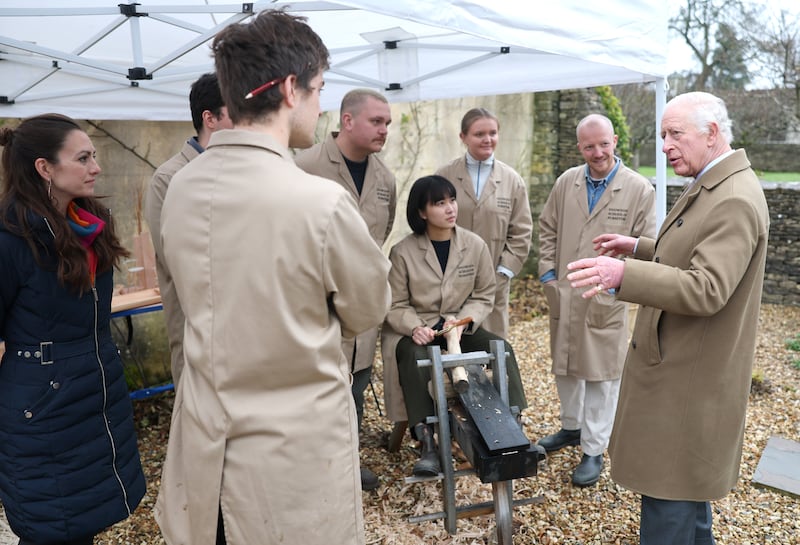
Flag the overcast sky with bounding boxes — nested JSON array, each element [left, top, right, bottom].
[[667, 0, 800, 77]]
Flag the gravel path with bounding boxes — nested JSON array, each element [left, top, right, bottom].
[[1, 299, 798, 544]]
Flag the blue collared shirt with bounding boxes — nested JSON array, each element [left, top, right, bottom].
[[585, 157, 620, 213]]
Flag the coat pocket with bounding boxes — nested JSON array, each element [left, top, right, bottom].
[[543, 282, 560, 320]]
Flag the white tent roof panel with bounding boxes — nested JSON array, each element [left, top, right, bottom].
[[0, 0, 669, 120]]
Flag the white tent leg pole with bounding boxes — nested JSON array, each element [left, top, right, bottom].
[[655, 77, 668, 230]]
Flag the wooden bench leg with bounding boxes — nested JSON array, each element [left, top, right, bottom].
[[387, 421, 408, 453]]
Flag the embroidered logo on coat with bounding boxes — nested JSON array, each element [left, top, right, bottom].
[[376, 188, 392, 202], [456, 265, 475, 278], [607, 208, 628, 223], [496, 197, 512, 210]]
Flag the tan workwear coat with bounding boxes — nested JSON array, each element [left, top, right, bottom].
[[295, 132, 396, 373], [436, 157, 532, 338], [143, 139, 199, 387], [154, 130, 391, 545], [381, 226, 495, 422], [610, 150, 769, 501], [538, 163, 656, 380]]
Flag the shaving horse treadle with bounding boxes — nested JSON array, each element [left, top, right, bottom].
[[405, 340, 544, 544]]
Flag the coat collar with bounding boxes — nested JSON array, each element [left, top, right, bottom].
[[660, 149, 752, 236], [206, 129, 293, 162], [416, 225, 469, 281]]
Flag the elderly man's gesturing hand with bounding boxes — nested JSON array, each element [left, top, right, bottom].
[[567, 255, 625, 299]]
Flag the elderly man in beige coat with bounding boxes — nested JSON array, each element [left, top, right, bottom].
[[143, 72, 232, 388], [538, 114, 656, 487], [154, 11, 390, 545], [295, 88, 396, 490], [568, 92, 769, 544]]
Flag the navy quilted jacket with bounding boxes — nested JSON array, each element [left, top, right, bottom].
[[0, 210, 145, 542]]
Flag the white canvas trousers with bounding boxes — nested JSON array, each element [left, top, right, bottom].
[[555, 374, 621, 456]]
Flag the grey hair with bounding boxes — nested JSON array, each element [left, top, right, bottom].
[[668, 92, 733, 144]]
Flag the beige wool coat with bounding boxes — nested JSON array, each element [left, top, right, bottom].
[[435, 157, 532, 338], [538, 163, 656, 380], [381, 226, 495, 422], [154, 130, 391, 545], [295, 132, 396, 373], [610, 150, 769, 501], [143, 139, 199, 386]]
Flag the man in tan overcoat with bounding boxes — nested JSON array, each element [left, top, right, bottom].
[[154, 11, 391, 545], [295, 88, 396, 490], [568, 92, 769, 544], [538, 114, 656, 487], [144, 72, 232, 388]]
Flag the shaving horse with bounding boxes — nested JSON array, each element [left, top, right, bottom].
[[387, 317, 545, 544]]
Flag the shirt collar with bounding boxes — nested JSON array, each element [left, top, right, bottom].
[[187, 136, 205, 154], [695, 149, 736, 181], [465, 151, 494, 167], [585, 157, 621, 186]]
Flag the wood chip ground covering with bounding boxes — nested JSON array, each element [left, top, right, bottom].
[[32, 282, 800, 543]]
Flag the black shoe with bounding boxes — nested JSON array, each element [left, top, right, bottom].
[[572, 453, 603, 487], [412, 422, 441, 477], [537, 428, 581, 452], [360, 466, 380, 491]]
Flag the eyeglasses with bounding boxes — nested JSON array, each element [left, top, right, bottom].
[[244, 77, 286, 100]]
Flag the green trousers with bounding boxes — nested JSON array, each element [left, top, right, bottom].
[[395, 326, 528, 431]]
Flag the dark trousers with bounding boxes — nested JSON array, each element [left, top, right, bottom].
[[19, 537, 93, 545], [217, 505, 226, 545], [640, 495, 716, 545], [396, 326, 527, 430], [351, 365, 372, 430]]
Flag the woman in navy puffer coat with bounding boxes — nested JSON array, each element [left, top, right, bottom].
[[0, 114, 145, 545]]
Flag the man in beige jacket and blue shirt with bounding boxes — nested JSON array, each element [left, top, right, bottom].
[[538, 114, 656, 487], [295, 88, 396, 491]]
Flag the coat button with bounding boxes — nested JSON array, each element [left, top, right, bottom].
[[51, 381, 60, 390], [677, 218, 684, 226], [34, 350, 41, 358], [23, 351, 31, 358], [24, 410, 33, 419], [631, 340, 637, 349]]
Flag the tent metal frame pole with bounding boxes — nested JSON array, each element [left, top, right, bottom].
[[655, 77, 668, 229]]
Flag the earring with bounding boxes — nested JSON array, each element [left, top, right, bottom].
[[47, 179, 52, 200]]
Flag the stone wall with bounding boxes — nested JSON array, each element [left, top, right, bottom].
[[663, 181, 799, 306]]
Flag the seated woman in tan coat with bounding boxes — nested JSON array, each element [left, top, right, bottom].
[[381, 175, 528, 477]]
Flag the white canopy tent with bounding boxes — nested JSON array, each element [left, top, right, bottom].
[[0, 0, 670, 223]]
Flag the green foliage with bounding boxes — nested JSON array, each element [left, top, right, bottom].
[[786, 334, 800, 353], [596, 86, 633, 164]]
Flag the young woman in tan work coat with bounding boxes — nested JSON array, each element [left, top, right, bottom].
[[435, 108, 533, 338], [153, 12, 391, 545], [380, 175, 527, 475]]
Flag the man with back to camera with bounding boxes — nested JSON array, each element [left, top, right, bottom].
[[567, 91, 769, 544], [538, 113, 656, 487], [143, 72, 233, 388], [154, 10, 391, 545], [294, 88, 396, 491]]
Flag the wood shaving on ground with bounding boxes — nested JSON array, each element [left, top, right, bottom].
[[69, 281, 800, 543]]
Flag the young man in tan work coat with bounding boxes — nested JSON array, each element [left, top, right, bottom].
[[143, 73, 232, 388], [294, 88, 396, 490], [538, 114, 656, 487], [435, 109, 532, 339], [154, 11, 391, 545], [568, 92, 769, 544]]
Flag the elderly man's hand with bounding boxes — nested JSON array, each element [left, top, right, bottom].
[[567, 256, 625, 299], [593, 233, 637, 257]]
